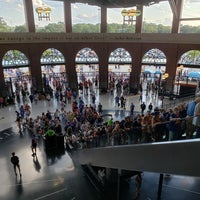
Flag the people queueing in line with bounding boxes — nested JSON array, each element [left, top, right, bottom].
[[13, 79, 200, 152]]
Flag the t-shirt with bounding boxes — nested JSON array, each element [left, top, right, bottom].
[[11, 156, 19, 165], [187, 101, 196, 117]]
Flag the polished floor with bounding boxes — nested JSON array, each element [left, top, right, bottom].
[[0, 88, 200, 200]]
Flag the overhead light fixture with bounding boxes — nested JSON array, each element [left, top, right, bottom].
[[121, 9, 141, 25], [35, 5, 52, 21]]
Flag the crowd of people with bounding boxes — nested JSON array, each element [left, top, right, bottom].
[[13, 77, 200, 152], [10, 79, 200, 200]]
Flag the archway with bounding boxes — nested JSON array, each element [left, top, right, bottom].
[[41, 48, 66, 92], [141, 48, 166, 96], [2, 50, 30, 99], [108, 48, 132, 95], [176, 50, 200, 96], [75, 47, 99, 92]]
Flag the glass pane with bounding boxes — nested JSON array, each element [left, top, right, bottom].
[[76, 48, 98, 63], [182, 0, 200, 18], [109, 48, 132, 63], [180, 21, 200, 33], [180, 0, 200, 33], [72, 3, 100, 33], [142, 49, 166, 64], [41, 48, 65, 65], [142, 2, 172, 33], [33, 0, 64, 32], [2, 50, 29, 67], [178, 50, 200, 65], [0, 0, 26, 32]]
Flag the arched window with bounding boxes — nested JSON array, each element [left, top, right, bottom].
[[142, 48, 166, 64], [75, 47, 99, 84], [76, 48, 99, 64], [109, 48, 132, 64], [41, 48, 65, 65], [2, 50, 29, 67], [178, 50, 200, 65]]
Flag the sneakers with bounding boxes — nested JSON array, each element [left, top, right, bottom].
[[32, 153, 36, 157]]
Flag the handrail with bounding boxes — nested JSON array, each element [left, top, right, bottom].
[[69, 113, 199, 150], [76, 139, 200, 177]]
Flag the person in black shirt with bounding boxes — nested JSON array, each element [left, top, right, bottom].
[[31, 135, 38, 156], [10, 152, 22, 176], [140, 102, 146, 114]]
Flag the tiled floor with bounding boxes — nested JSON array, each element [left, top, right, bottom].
[[0, 88, 199, 200]]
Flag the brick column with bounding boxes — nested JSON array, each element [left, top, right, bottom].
[[64, 1, 72, 33], [100, 6, 107, 33], [23, 0, 35, 32]]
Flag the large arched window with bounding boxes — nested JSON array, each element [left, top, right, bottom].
[[2, 50, 29, 67], [41, 48, 66, 90], [142, 48, 166, 64], [75, 47, 99, 87], [142, 48, 166, 78], [108, 48, 132, 95], [178, 50, 200, 66], [2, 50, 30, 97], [41, 48, 65, 64], [141, 48, 166, 100], [176, 50, 200, 91]]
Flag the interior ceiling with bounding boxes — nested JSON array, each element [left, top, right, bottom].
[[52, 0, 168, 8]]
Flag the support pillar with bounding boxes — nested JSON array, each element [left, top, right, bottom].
[[117, 169, 121, 200], [165, 56, 178, 93], [130, 50, 142, 94], [100, 6, 107, 33], [64, 1, 72, 33], [98, 54, 109, 93], [28, 47, 43, 92], [157, 173, 164, 200], [23, 0, 35, 32], [171, 0, 183, 33], [135, 5, 143, 33], [65, 56, 78, 91], [0, 62, 7, 98]]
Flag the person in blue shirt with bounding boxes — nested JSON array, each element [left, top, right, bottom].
[[168, 107, 181, 141], [186, 97, 200, 138], [192, 97, 200, 138]]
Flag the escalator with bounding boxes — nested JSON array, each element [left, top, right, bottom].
[[77, 139, 200, 177], [76, 139, 200, 199]]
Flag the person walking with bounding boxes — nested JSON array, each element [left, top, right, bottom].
[[10, 152, 22, 176], [130, 102, 135, 116], [140, 102, 146, 114], [134, 172, 142, 199], [46, 93, 51, 106], [31, 135, 38, 156], [148, 102, 153, 113]]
